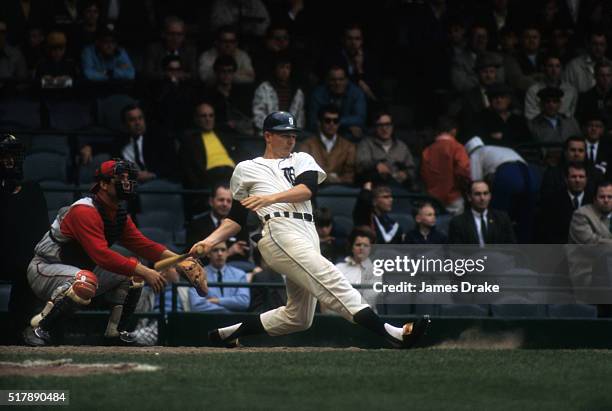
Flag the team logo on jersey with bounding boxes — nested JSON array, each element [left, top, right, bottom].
[[282, 167, 296, 185]]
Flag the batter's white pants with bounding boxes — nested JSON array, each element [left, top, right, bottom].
[[257, 217, 369, 336]]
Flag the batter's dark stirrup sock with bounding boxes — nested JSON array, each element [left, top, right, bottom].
[[219, 316, 266, 341], [353, 307, 387, 337]]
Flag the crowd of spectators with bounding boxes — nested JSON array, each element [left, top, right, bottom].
[[2, 0, 612, 326]]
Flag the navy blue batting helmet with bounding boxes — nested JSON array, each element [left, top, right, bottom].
[[263, 111, 301, 133]]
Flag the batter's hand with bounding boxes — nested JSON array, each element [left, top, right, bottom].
[[190, 241, 211, 257], [241, 195, 274, 211]]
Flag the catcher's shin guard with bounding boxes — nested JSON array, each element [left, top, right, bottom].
[[117, 285, 143, 333]]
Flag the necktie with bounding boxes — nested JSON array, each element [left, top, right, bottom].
[[573, 195, 579, 210], [480, 213, 488, 244], [590, 145, 595, 162], [217, 270, 224, 296], [133, 138, 145, 170]]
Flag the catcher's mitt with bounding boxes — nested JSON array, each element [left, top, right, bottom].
[[176, 258, 208, 297]]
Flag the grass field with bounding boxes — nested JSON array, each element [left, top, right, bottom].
[[1, 347, 612, 411]]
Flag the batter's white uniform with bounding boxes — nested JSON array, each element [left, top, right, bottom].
[[231, 152, 369, 336]]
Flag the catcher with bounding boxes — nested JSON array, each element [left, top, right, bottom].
[[23, 159, 207, 346]]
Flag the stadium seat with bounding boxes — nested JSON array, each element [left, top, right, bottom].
[[139, 227, 173, 246], [137, 210, 183, 232], [40, 181, 75, 211], [491, 296, 547, 318], [23, 152, 68, 182], [547, 304, 598, 319], [29, 135, 70, 156], [76, 153, 111, 185], [47, 100, 93, 130], [388, 212, 415, 233], [332, 215, 353, 239], [138, 180, 184, 219], [439, 304, 489, 317], [316, 185, 360, 218], [96, 94, 137, 132], [0, 284, 11, 311], [0, 98, 41, 129]]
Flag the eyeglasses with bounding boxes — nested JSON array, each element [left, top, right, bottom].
[[375, 122, 393, 128], [323, 117, 340, 124]]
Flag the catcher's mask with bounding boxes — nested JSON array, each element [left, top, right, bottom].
[[0, 134, 25, 182], [92, 159, 138, 199]]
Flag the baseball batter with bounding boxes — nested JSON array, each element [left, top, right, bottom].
[[190, 112, 429, 348]]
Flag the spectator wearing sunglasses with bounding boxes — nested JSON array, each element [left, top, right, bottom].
[[299, 105, 356, 184], [356, 110, 418, 190]]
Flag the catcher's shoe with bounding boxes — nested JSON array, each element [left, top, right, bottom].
[[208, 329, 240, 348], [104, 331, 143, 346], [387, 315, 431, 349], [23, 326, 52, 347]]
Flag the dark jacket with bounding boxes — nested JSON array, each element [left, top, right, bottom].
[[404, 227, 447, 244], [538, 188, 592, 244], [448, 208, 516, 244]]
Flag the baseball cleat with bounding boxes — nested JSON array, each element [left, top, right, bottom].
[[388, 315, 431, 349], [23, 326, 52, 347], [208, 329, 240, 348]]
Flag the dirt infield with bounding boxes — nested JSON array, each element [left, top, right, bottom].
[[0, 346, 367, 356]]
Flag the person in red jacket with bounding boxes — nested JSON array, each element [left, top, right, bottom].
[[23, 159, 176, 346]]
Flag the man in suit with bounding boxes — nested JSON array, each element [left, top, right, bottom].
[[185, 182, 250, 266], [538, 162, 592, 243], [118, 103, 177, 183], [179, 102, 238, 216], [568, 180, 612, 316], [448, 180, 516, 245], [583, 113, 611, 175]]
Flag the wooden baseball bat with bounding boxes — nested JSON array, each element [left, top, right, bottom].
[[154, 246, 203, 271]]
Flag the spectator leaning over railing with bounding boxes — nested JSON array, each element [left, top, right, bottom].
[[81, 27, 135, 81], [189, 241, 250, 313]]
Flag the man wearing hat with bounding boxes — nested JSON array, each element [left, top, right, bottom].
[[81, 27, 135, 81], [23, 159, 188, 346], [465, 136, 538, 242], [451, 24, 506, 92], [449, 51, 503, 140], [528, 86, 581, 143], [35, 30, 78, 88], [469, 82, 531, 147], [524, 53, 578, 120]]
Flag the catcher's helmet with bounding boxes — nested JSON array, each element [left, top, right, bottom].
[[262, 111, 301, 133], [92, 158, 139, 199], [0, 134, 25, 182]]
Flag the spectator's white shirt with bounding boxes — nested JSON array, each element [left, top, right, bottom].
[[466, 137, 526, 181]]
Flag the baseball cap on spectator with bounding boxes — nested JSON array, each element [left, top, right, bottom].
[[465, 136, 485, 155], [486, 83, 513, 98], [47, 31, 67, 48], [537, 86, 564, 101], [474, 52, 501, 71]]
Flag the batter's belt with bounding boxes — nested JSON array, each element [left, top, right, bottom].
[[263, 211, 314, 222]]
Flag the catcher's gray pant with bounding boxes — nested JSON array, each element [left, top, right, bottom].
[[257, 217, 368, 336], [27, 255, 131, 306]]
